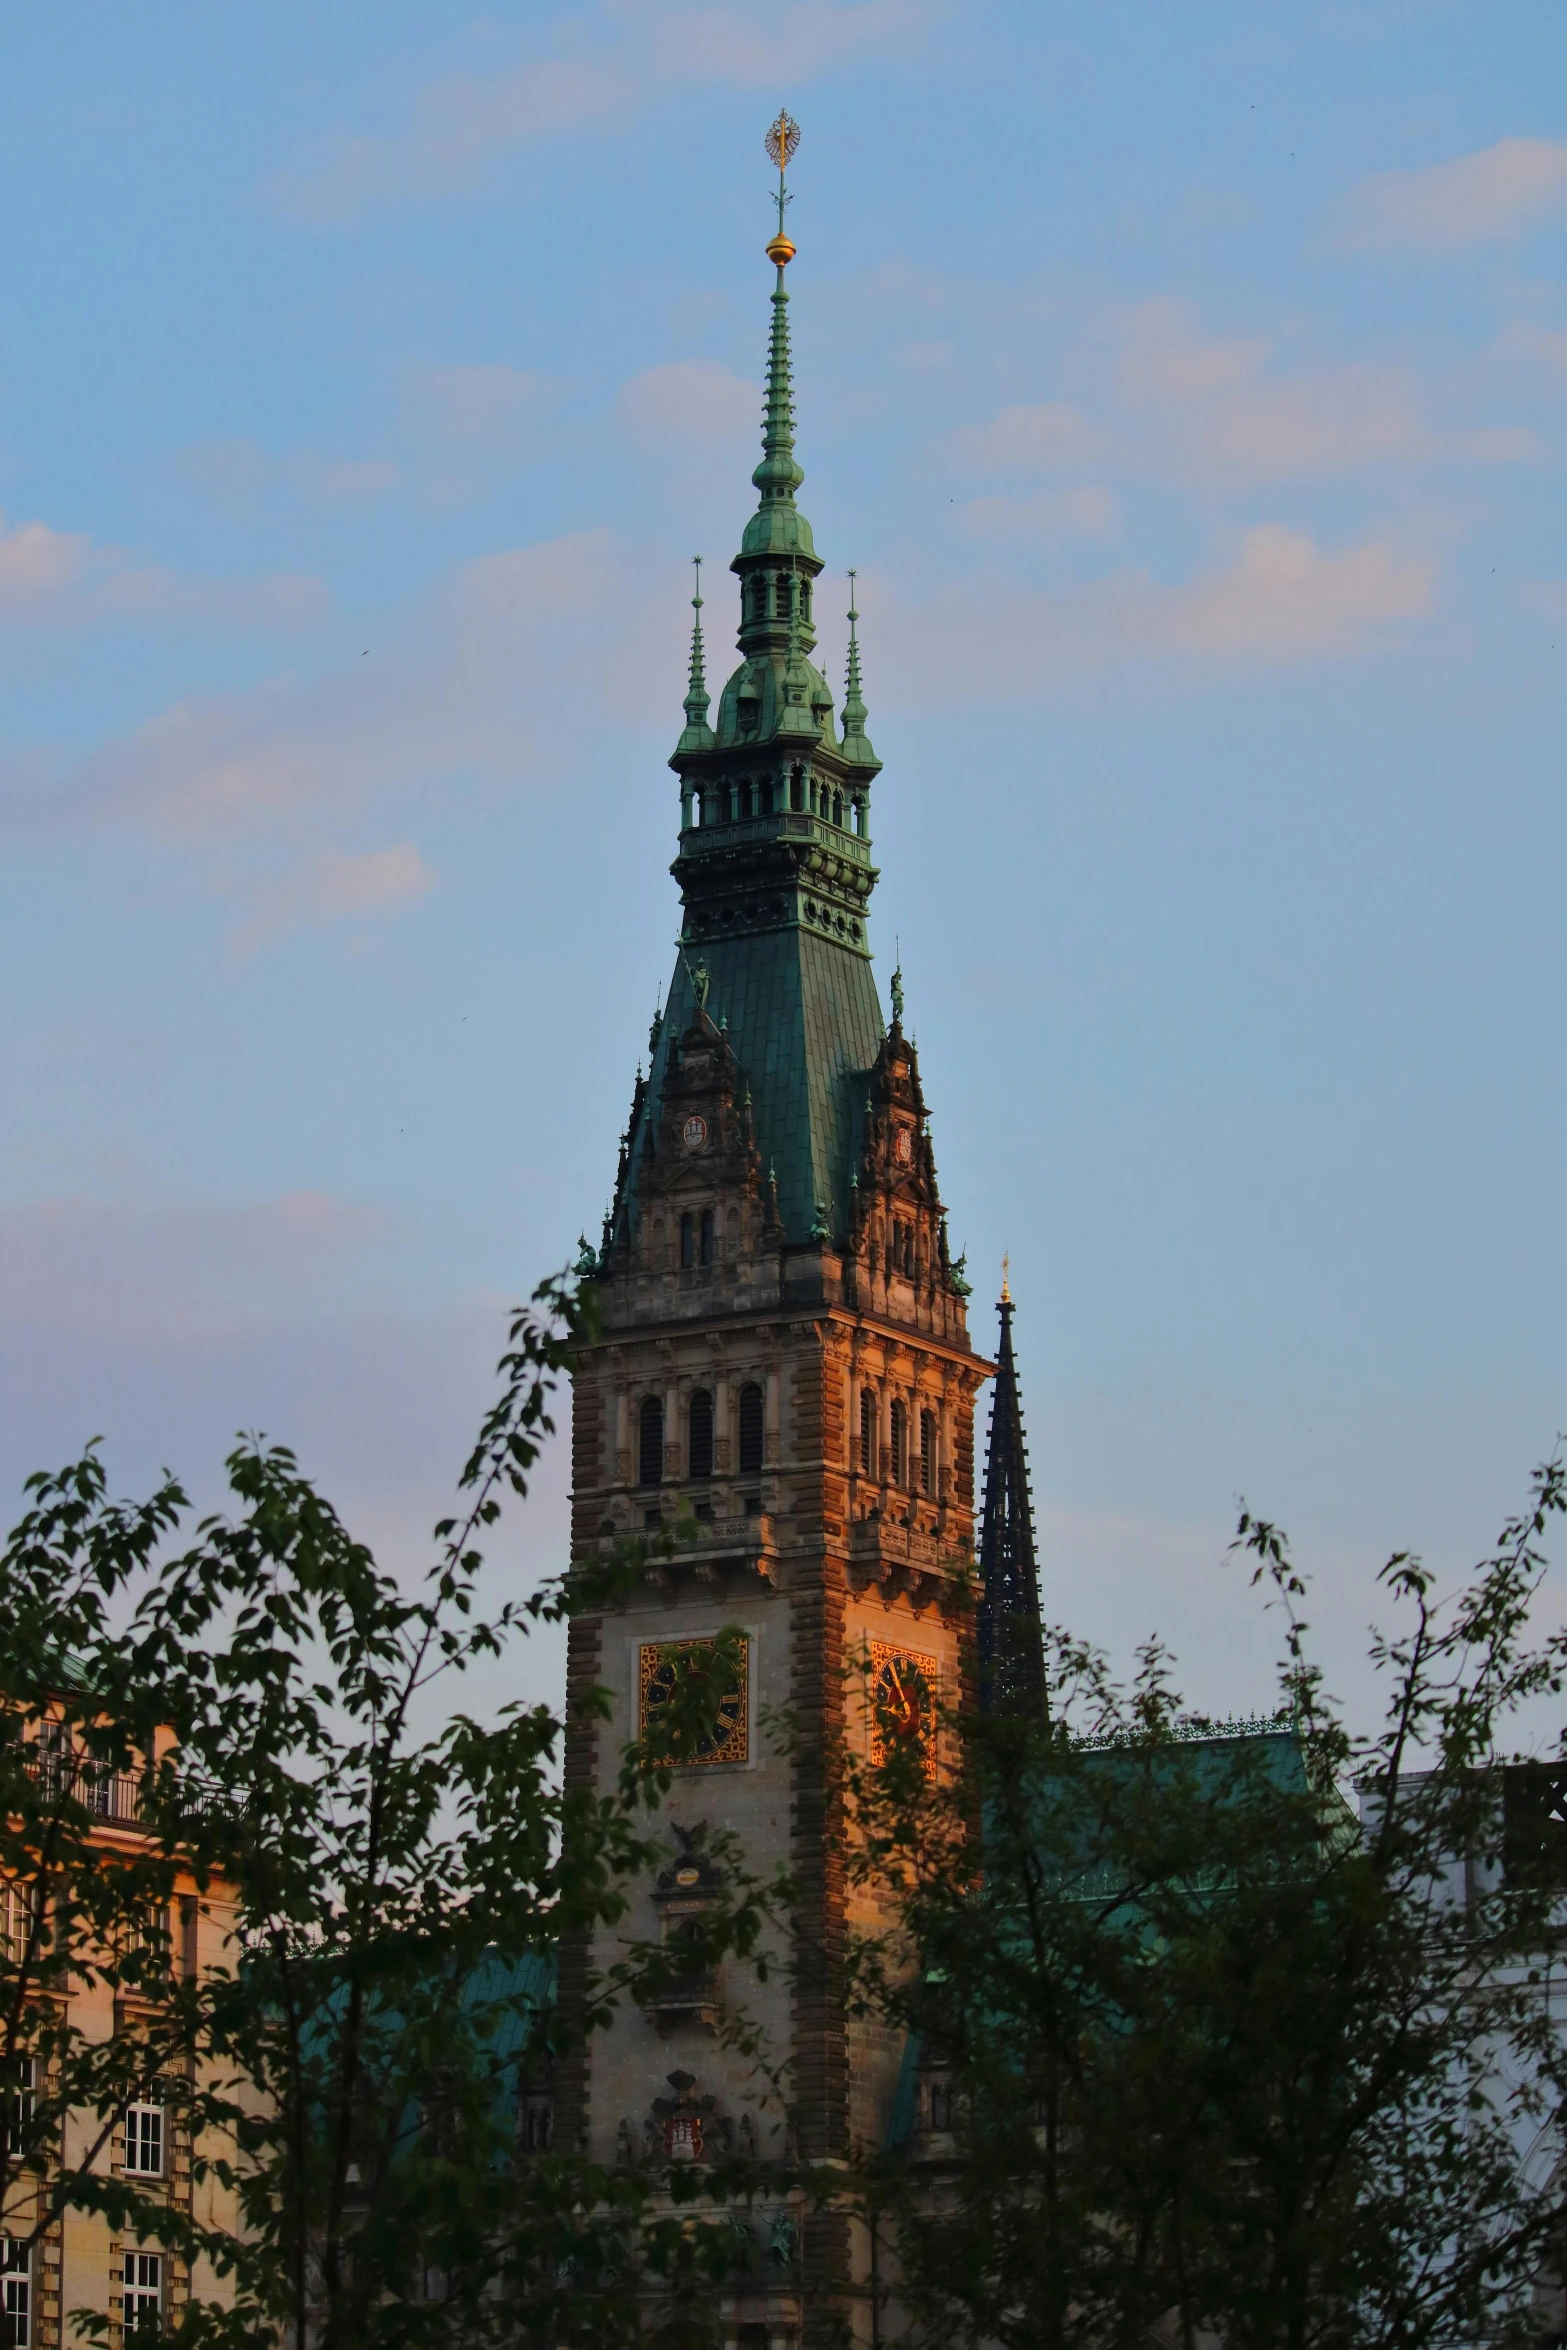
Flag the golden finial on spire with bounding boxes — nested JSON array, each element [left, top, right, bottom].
[[765, 108, 801, 267], [1000, 1253, 1012, 1305]]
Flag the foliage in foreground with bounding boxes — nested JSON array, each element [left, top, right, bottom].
[[0, 1274, 785, 2350], [848, 1464, 1567, 2350]]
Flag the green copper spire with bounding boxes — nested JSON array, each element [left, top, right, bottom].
[[840, 569, 877, 767], [676, 555, 715, 752], [743, 111, 814, 562]]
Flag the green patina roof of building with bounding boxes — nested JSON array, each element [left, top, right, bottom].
[[650, 924, 885, 1246]]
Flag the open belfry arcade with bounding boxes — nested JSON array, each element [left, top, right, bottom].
[[561, 115, 1044, 2349]]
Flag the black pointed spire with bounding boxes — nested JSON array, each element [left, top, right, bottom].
[[976, 1266, 1046, 1716]]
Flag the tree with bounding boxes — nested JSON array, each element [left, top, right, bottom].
[[3, 1275, 785, 2349], [847, 1459, 1567, 2350]]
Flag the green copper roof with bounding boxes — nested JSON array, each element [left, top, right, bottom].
[[643, 928, 884, 1244], [741, 266, 815, 559]]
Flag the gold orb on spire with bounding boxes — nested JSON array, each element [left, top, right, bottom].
[[765, 107, 800, 266]]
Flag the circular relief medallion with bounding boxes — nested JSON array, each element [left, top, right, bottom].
[[894, 1126, 914, 1164], [682, 1114, 709, 1149], [675, 1865, 701, 1888]]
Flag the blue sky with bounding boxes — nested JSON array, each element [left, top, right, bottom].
[[5, 0, 1567, 1729]]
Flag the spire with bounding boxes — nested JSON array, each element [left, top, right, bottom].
[[841, 569, 877, 766], [676, 556, 714, 752], [741, 114, 813, 563], [976, 1278, 1046, 1718]]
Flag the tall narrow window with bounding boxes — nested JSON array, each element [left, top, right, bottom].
[[125, 2102, 164, 2178], [700, 1208, 715, 1266], [859, 1390, 876, 1478], [123, 2253, 161, 2337], [919, 1410, 937, 1497], [890, 1400, 907, 1487], [689, 1390, 714, 1482], [738, 1382, 765, 1476], [4, 2061, 34, 2161], [680, 1212, 695, 1269], [2, 2239, 30, 2349], [639, 1397, 664, 1489]]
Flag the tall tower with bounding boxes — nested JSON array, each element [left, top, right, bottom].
[[560, 120, 989, 2346], [975, 1271, 1047, 1716]]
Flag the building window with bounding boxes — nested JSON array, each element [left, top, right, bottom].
[[689, 1390, 714, 1482], [680, 1211, 695, 1269], [737, 1382, 764, 1476], [890, 1399, 907, 1486], [125, 2101, 164, 2178], [2, 2239, 29, 2349], [123, 2253, 162, 2336], [699, 1207, 715, 1266], [859, 1390, 875, 1477], [832, 791, 843, 827], [0, 1887, 37, 1967], [639, 1397, 664, 1489], [920, 1410, 937, 1497], [4, 2062, 34, 2161]]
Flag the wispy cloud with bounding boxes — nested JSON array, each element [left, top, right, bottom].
[[229, 842, 434, 955], [272, 0, 930, 221], [616, 359, 757, 442], [1342, 138, 1567, 254], [945, 298, 1535, 498], [0, 529, 665, 947], [875, 523, 1433, 699], [0, 509, 328, 630], [411, 365, 560, 451], [951, 402, 1108, 471], [0, 1191, 385, 1345], [181, 439, 403, 509], [960, 486, 1118, 542]]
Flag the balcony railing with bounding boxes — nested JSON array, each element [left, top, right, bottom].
[[20, 1753, 148, 1826]]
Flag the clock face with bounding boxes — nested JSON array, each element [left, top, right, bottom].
[[894, 1126, 913, 1165], [682, 1114, 709, 1149], [639, 1637, 749, 1767], [869, 1643, 938, 1778]]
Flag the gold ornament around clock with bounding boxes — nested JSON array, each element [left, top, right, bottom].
[[868, 1642, 938, 1779], [640, 1637, 749, 1767]]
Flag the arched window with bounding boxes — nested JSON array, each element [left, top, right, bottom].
[[680, 1212, 695, 1269], [639, 1396, 664, 1488], [790, 766, 805, 813], [700, 1207, 715, 1266], [689, 1389, 714, 1481], [801, 578, 812, 622], [859, 1389, 876, 1478], [774, 574, 790, 620], [738, 1381, 765, 1475], [890, 1399, 907, 1487], [761, 773, 775, 817], [920, 1409, 937, 1497], [832, 791, 844, 827]]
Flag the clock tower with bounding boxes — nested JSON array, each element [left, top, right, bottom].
[[561, 126, 988, 2347]]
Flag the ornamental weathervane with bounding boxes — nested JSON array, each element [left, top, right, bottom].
[[764, 107, 800, 266]]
